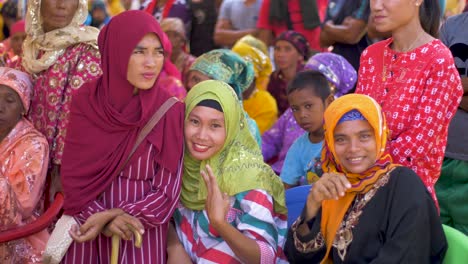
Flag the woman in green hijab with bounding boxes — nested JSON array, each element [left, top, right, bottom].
[[169, 80, 288, 263], [185, 49, 263, 146]]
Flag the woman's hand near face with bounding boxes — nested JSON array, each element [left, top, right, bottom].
[[305, 173, 351, 220], [201, 164, 230, 230], [69, 208, 123, 243]]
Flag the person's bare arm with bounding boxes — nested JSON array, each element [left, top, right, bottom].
[[320, 16, 367, 47], [214, 19, 257, 46]]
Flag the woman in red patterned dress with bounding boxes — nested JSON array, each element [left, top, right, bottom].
[[356, 0, 463, 207]]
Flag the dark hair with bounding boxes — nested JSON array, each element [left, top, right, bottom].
[[287, 70, 331, 102], [419, 0, 440, 38]]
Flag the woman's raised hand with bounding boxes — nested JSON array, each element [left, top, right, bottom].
[[201, 164, 230, 229], [305, 173, 351, 220]]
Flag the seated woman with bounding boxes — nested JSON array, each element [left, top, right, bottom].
[[0, 67, 49, 262], [168, 80, 288, 263], [284, 94, 447, 263], [186, 49, 262, 146], [232, 39, 278, 134], [60, 11, 184, 263]]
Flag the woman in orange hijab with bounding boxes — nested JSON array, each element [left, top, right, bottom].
[[284, 94, 447, 263]]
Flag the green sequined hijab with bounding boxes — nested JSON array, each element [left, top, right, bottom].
[[181, 80, 286, 214]]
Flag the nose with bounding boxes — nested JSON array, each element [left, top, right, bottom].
[[144, 54, 157, 68], [56, 0, 66, 9], [298, 108, 308, 119], [371, 0, 383, 11], [194, 125, 209, 141], [348, 138, 360, 153]]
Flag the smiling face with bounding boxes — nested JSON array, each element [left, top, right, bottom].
[[288, 87, 328, 137], [0, 85, 24, 138], [40, 0, 79, 33], [274, 40, 302, 71], [127, 33, 165, 91], [333, 119, 378, 174], [184, 105, 227, 161], [370, 0, 421, 33], [186, 70, 211, 90]]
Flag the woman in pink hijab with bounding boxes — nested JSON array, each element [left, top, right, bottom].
[[0, 67, 49, 263]]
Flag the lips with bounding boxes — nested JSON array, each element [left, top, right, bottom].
[[373, 15, 386, 23], [192, 143, 209, 153], [143, 73, 156, 80], [346, 157, 364, 164]]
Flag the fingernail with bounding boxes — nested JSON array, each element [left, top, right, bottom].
[[340, 192, 344, 196], [346, 183, 351, 188]]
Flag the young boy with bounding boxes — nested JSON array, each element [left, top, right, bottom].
[[280, 71, 333, 189]]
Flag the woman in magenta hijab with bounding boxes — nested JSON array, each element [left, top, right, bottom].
[[60, 11, 185, 263]]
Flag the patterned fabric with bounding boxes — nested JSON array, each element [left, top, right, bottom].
[[0, 119, 49, 264], [190, 49, 255, 98], [189, 49, 262, 146], [62, 143, 183, 263], [22, 0, 99, 74], [261, 108, 305, 174], [0, 67, 32, 111], [181, 80, 286, 214], [320, 94, 400, 264], [232, 40, 273, 91], [28, 43, 102, 165], [356, 38, 463, 205], [304, 52, 357, 97], [238, 34, 269, 57], [275, 30, 311, 61], [174, 189, 289, 264]]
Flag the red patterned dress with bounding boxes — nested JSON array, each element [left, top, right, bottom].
[[28, 43, 102, 165], [356, 38, 463, 205]]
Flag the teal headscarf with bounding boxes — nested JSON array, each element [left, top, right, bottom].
[[181, 80, 286, 214], [190, 49, 262, 146]]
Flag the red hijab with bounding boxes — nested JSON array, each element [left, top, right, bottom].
[[61, 10, 184, 215]]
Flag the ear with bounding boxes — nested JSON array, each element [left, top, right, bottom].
[[325, 94, 335, 107]]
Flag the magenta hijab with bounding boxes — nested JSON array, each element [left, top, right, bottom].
[[61, 10, 184, 215]]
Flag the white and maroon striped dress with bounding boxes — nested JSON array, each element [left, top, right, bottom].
[[62, 142, 183, 263]]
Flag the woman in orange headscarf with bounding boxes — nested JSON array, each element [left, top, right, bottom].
[[284, 94, 447, 263]]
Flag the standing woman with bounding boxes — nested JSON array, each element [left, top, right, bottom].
[[357, 0, 463, 205], [23, 0, 102, 196], [60, 10, 184, 263]]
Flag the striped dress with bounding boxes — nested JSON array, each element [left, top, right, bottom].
[[62, 142, 183, 263], [174, 189, 288, 264]]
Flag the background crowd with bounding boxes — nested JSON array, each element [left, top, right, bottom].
[[0, 0, 467, 263]]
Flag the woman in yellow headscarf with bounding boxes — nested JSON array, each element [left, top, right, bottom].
[[232, 38, 277, 134], [284, 94, 447, 263]]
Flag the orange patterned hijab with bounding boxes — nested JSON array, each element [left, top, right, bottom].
[[319, 94, 399, 263]]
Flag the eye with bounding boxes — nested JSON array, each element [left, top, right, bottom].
[[290, 106, 298, 112], [133, 49, 144, 54], [211, 123, 222, 129], [335, 137, 346, 144], [189, 118, 199, 125], [154, 49, 165, 57], [304, 104, 312, 109], [360, 134, 372, 140]]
